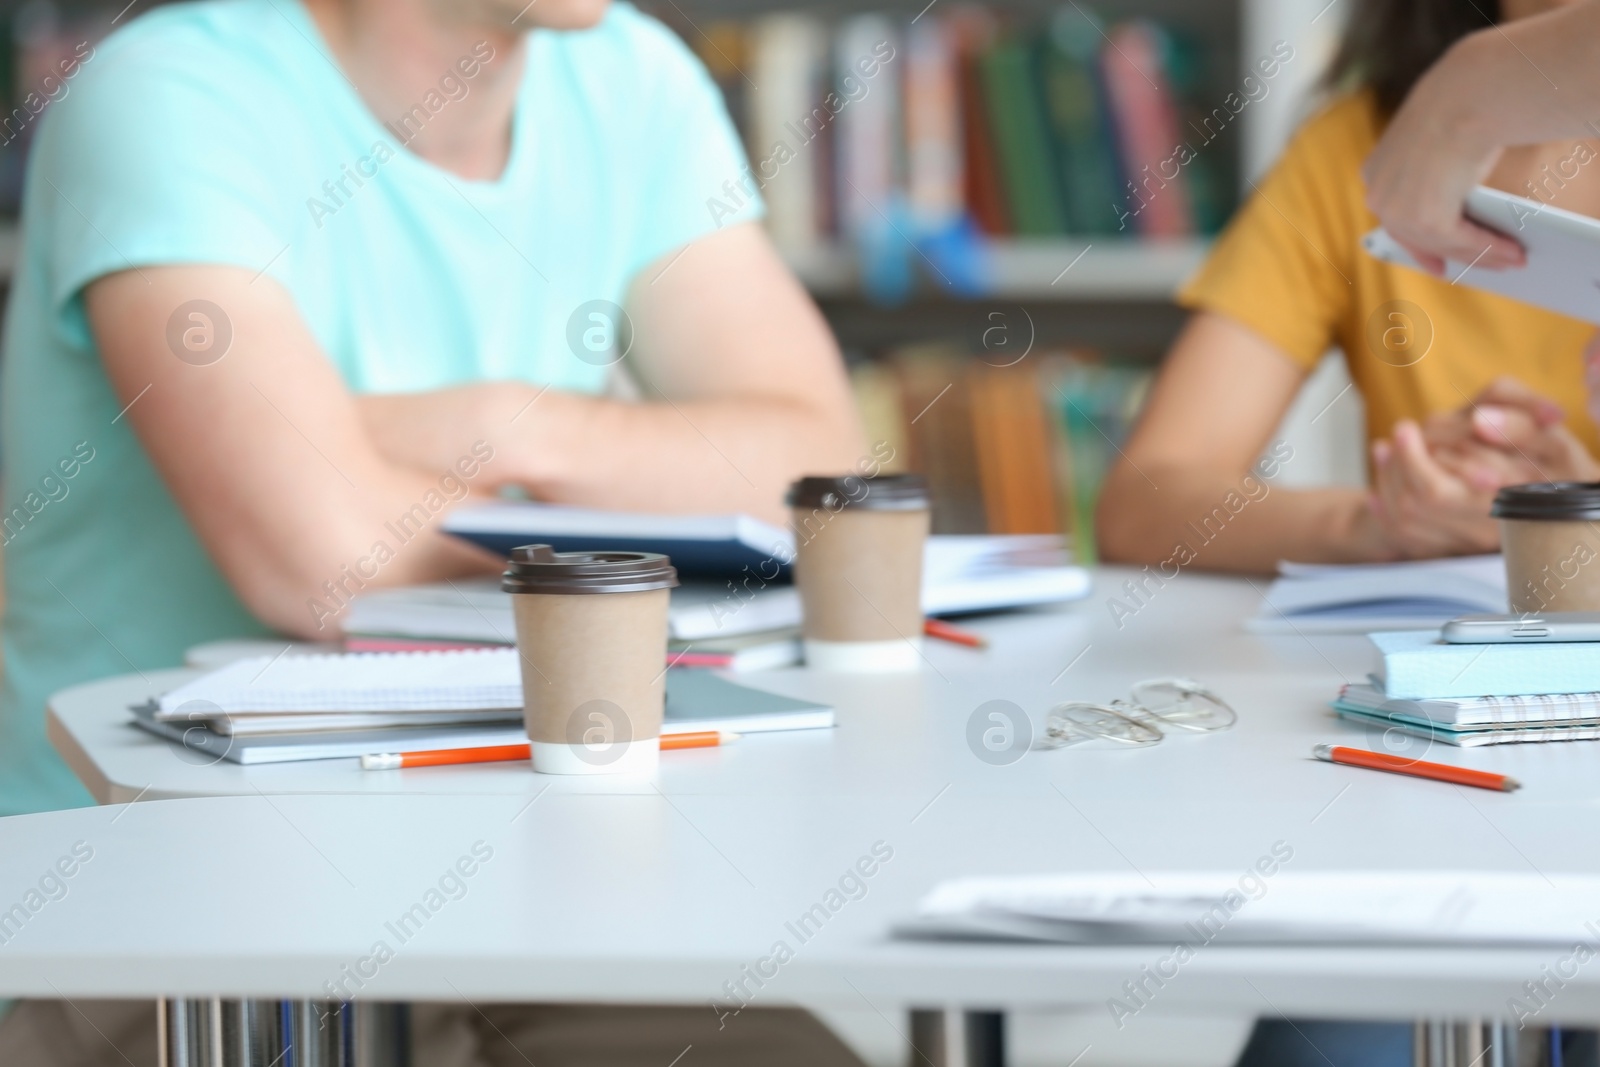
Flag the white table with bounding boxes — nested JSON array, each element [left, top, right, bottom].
[[35, 569, 1600, 1064]]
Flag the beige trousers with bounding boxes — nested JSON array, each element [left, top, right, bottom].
[[0, 999, 868, 1067]]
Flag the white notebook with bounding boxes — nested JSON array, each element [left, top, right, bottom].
[[157, 648, 522, 716], [140, 652, 835, 763], [1338, 681, 1600, 727], [1246, 555, 1505, 635]]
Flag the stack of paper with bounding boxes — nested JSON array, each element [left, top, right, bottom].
[[137, 649, 835, 764], [899, 871, 1600, 945], [1336, 632, 1600, 747], [1334, 682, 1600, 747], [1247, 556, 1505, 634]]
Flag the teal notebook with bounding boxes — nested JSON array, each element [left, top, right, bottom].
[[1370, 630, 1600, 700], [1333, 702, 1600, 748]]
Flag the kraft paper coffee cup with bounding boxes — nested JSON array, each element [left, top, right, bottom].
[[502, 545, 678, 774], [1492, 483, 1600, 613], [786, 474, 931, 672]]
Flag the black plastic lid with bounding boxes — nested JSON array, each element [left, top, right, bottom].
[[501, 545, 679, 595], [785, 474, 930, 512], [1492, 482, 1600, 521]]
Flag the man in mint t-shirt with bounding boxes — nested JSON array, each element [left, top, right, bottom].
[[0, 0, 869, 1062]]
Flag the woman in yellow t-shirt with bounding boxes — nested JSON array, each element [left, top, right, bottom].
[[1097, 0, 1600, 571]]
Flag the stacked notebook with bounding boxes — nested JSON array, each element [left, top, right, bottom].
[[1334, 631, 1600, 746], [137, 648, 834, 764]]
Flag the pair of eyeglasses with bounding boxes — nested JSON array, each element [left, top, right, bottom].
[[1035, 678, 1237, 750]]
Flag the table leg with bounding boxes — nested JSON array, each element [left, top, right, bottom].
[[352, 1003, 409, 1067], [1413, 1020, 1561, 1067], [157, 999, 409, 1067], [908, 1008, 1005, 1067]]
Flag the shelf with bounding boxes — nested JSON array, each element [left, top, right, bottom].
[[783, 238, 1210, 301]]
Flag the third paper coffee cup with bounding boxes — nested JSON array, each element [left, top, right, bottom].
[[786, 473, 931, 672], [501, 545, 678, 774], [1492, 483, 1600, 612]]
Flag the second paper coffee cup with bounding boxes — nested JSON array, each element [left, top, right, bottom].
[[502, 545, 678, 774], [786, 473, 931, 672], [1492, 483, 1600, 612]]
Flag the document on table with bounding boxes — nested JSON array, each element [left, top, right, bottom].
[[345, 535, 1091, 642], [897, 871, 1600, 945], [1246, 555, 1506, 635]]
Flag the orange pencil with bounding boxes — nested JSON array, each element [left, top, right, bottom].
[[360, 732, 736, 770], [1312, 744, 1520, 793], [660, 730, 735, 750], [924, 618, 987, 648]]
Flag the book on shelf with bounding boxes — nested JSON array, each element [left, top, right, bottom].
[[1038, 14, 1124, 237], [949, 8, 1008, 237], [1100, 20, 1194, 238], [1, 5, 108, 214], [748, 14, 830, 252], [980, 35, 1063, 237], [846, 347, 1151, 559], [667, 3, 1229, 296]]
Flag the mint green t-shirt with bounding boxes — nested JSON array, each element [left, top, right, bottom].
[[0, 0, 761, 816]]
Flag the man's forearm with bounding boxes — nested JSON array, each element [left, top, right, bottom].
[[508, 389, 868, 523], [360, 383, 869, 523]]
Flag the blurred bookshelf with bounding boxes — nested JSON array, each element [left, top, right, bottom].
[[786, 238, 1209, 299], [0, 0, 1347, 550]]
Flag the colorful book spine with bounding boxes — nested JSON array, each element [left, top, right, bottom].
[[949, 9, 1009, 236], [834, 14, 910, 301], [749, 14, 829, 249], [1038, 14, 1124, 236], [904, 17, 964, 233], [978, 37, 1064, 237], [1099, 20, 1195, 237]]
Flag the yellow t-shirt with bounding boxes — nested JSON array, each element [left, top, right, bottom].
[[1178, 90, 1600, 455]]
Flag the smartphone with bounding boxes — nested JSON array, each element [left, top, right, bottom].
[[1442, 612, 1600, 643]]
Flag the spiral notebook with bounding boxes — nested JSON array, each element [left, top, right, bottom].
[[1332, 682, 1600, 747]]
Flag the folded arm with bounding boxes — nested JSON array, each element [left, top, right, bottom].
[[357, 222, 868, 524], [87, 265, 505, 639], [89, 222, 864, 635]]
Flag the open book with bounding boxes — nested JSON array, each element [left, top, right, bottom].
[[347, 534, 1090, 643], [444, 502, 791, 576], [1246, 555, 1505, 635]]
